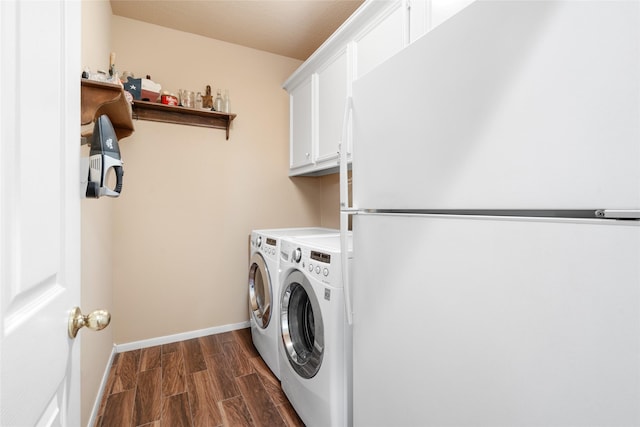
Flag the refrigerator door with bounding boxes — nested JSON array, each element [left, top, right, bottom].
[[352, 0, 640, 210], [352, 213, 640, 426]]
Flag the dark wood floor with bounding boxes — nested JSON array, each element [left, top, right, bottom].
[[95, 328, 305, 427]]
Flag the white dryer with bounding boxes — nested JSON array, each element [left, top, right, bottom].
[[278, 234, 353, 426], [248, 228, 338, 380]]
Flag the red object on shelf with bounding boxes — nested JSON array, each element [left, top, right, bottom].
[[160, 94, 178, 106]]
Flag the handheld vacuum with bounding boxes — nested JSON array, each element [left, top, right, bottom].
[[86, 115, 124, 198]]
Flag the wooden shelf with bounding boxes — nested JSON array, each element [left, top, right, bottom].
[[81, 79, 134, 141], [132, 100, 237, 140]]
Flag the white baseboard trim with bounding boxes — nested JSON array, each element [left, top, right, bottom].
[[114, 320, 251, 353], [87, 344, 117, 427]]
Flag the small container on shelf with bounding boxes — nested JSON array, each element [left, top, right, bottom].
[[160, 92, 179, 106]]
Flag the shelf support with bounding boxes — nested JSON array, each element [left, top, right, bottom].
[[81, 79, 135, 141]]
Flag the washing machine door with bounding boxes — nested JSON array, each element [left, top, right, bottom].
[[249, 252, 272, 328], [281, 270, 324, 379]]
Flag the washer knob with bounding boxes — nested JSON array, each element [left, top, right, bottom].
[[293, 248, 302, 263], [256, 236, 262, 248]]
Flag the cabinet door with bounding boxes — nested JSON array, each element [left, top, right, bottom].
[[408, 0, 476, 43], [409, 0, 427, 42], [316, 48, 349, 165], [429, 0, 475, 29], [354, 0, 406, 79], [289, 77, 314, 169]]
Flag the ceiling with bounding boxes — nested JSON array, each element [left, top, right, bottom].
[[110, 0, 365, 61]]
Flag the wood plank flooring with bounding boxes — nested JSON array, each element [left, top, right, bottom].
[[95, 328, 305, 427]]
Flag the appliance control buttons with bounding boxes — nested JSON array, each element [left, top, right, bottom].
[[308, 264, 313, 272], [293, 248, 302, 263], [315, 266, 321, 274], [323, 268, 329, 277], [256, 236, 262, 248]]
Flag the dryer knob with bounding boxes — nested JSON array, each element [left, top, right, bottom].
[[293, 248, 302, 263], [256, 236, 262, 248]]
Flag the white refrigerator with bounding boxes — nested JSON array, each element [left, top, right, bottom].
[[339, 1, 640, 425]]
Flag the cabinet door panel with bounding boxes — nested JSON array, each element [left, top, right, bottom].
[[290, 78, 313, 169], [317, 49, 349, 164], [409, 0, 427, 43], [430, 0, 475, 29], [355, 1, 405, 79], [409, 0, 476, 45]]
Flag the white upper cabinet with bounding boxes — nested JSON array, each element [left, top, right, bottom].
[[283, 0, 475, 176]]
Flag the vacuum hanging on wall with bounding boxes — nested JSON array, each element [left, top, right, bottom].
[[85, 114, 124, 198]]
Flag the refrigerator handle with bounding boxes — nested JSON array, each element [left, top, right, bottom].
[[339, 96, 354, 325], [341, 212, 353, 325]]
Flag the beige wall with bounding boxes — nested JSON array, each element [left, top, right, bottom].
[[109, 16, 339, 344], [80, 1, 115, 425], [319, 173, 341, 229]]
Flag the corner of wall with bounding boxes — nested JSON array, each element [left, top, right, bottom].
[[80, 1, 116, 426]]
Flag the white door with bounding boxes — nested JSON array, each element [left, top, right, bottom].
[[1, 1, 81, 425]]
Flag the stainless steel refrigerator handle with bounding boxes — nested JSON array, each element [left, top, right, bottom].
[[340, 96, 354, 325]]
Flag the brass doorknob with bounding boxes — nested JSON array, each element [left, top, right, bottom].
[[68, 307, 111, 338]]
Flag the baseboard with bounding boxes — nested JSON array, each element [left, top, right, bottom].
[[86, 344, 117, 427], [114, 320, 251, 353]]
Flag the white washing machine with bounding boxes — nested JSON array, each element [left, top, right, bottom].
[[248, 228, 338, 380], [278, 234, 353, 426]]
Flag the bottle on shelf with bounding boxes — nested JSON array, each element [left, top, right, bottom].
[[223, 89, 231, 113], [214, 89, 223, 112]]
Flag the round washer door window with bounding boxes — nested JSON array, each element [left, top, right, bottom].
[[248, 252, 272, 328], [281, 270, 324, 379]]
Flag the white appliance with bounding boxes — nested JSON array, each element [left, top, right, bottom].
[[248, 227, 338, 379], [278, 234, 353, 427], [339, 1, 640, 426]]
